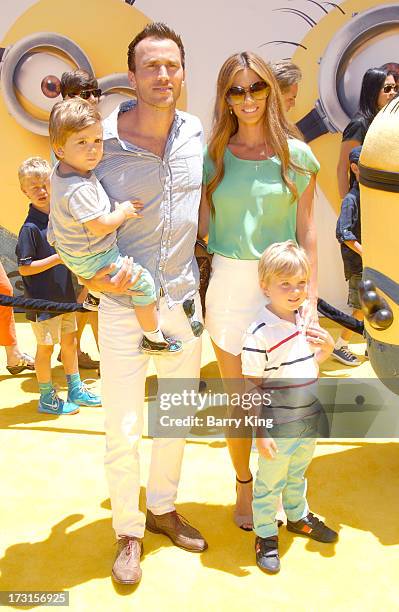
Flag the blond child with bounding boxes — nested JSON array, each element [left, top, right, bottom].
[[16, 157, 101, 414], [241, 240, 337, 573]]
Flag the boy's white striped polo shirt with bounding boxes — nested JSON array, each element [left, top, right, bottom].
[[241, 307, 319, 389]]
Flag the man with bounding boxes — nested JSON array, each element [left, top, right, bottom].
[[269, 60, 302, 112], [85, 23, 206, 585]]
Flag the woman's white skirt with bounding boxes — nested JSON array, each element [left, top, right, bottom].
[[205, 254, 267, 356]]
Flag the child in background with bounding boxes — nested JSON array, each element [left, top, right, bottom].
[[16, 157, 101, 415], [333, 145, 364, 366], [60, 69, 102, 104], [241, 240, 337, 574], [47, 98, 181, 355]]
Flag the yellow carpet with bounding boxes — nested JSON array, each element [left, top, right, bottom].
[[1, 316, 398, 611]]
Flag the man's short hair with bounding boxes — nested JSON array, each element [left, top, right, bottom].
[[127, 22, 185, 71], [49, 98, 102, 154], [18, 157, 51, 187], [349, 145, 362, 164], [269, 60, 302, 92], [258, 240, 310, 287], [60, 69, 98, 99]]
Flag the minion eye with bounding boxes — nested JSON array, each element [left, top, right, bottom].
[[41, 75, 62, 98], [97, 73, 136, 118], [1, 32, 93, 135], [14, 51, 75, 113]]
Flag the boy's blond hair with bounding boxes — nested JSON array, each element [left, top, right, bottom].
[[258, 240, 310, 287], [18, 157, 51, 188], [49, 97, 102, 154]]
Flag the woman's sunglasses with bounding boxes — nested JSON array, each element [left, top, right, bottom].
[[226, 80, 270, 106], [70, 88, 102, 100], [383, 84, 399, 94]]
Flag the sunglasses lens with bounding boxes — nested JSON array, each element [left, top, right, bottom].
[[383, 84, 398, 93], [79, 89, 102, 100], [227, 87, 246, 105], [250, 81, 269, 99], [226, 81, 269, 105]]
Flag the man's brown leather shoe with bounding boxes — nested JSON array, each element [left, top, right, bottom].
[[111, 536, 143, 584], [146, 510, 208, 552]]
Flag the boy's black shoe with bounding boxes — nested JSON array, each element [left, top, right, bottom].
[[139, 336, 182, 355], [82, 293, 100, 311], [255, 535, 280, 574], [286, 512, 338, 543]]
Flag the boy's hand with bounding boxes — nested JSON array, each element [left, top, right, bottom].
[[79, 256, 145, 296], [256, 435, 278, 460], [116, 199, 143, 220]]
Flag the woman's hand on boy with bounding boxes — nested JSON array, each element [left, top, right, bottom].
[[300, 297, 319, 328]]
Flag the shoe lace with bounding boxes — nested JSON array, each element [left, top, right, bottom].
[[125, 539, 136, 561], [79, 378, 98, 396], [42, 387, 61, 410], [339, 347, 357, 360], [116, 537, 139, 563], [170, 511, 191, 528], [305, 512, 324, 529]]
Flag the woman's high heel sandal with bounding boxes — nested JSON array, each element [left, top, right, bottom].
[[234, 475, 253, 531]]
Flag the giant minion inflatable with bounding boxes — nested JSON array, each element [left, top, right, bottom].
[[358, 95, 399, 394], [0, 0, 187, 287]]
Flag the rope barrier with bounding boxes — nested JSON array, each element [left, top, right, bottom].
[[0, 293, 364, 335], [0, 294, 87, 313], [317, 298, 364, 335]]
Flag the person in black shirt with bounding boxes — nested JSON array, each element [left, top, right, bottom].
[[333, 146, 364, 366], [16, 157, 101, 415], [337, 68, 397, 198]]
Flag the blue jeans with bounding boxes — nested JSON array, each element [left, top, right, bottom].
[[253, 414, 318, 538]]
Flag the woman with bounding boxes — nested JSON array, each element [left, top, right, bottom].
[[337, 67, 397, 198], [199, 52, 320, 530]]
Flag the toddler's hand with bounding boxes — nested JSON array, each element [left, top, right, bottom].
[[256, 435, 278, 460], [117, 199, 144, 219]]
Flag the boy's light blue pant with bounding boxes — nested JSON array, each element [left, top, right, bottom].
[[253, 415, 318, 538], [58, 244, 156, 306]]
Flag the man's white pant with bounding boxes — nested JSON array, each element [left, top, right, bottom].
[[99, 293, 202, 539]]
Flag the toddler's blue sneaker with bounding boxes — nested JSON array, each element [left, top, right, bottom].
[[68, 380, 102, 407], [38, 389, 80, 415]]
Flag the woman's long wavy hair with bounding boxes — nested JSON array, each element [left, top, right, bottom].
[[207, 51, 305, 216]]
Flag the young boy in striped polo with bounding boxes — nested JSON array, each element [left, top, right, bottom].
[[241, 240, 338, 574]]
